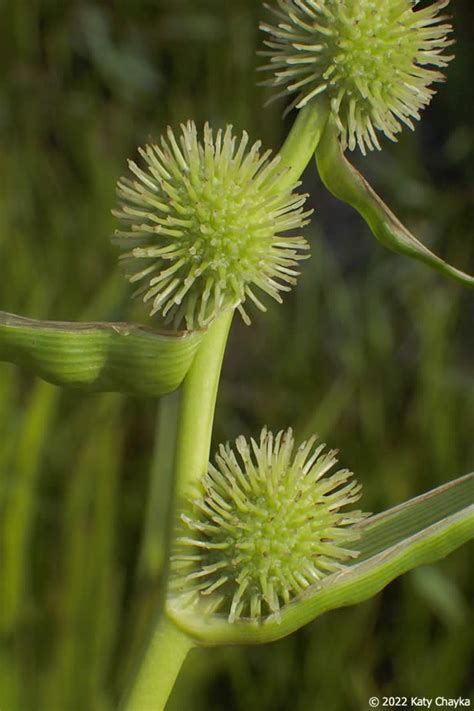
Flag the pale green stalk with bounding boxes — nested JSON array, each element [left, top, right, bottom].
[[117, 392, 182, 701], [120, 616, 194, 711], [273, 100, 329, 190], [173, 309, 234, 496], [138, 390, 182, 584], [120, 310, 234, 710], [121, 102, 332, 710]]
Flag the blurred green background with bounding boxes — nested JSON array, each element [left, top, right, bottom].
[[0, 1, 473, 710]]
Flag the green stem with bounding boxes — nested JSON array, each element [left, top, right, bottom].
[[120, 310, 233, 709], [276, 98, 329, 190], [117, 393, 182, 701], [174, 308, 234, 496], [138, 390, 181, 584], [122, 103, 330, 707], [121, 615, 194, 711]]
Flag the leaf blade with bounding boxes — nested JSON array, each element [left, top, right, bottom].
[[168, 474, 474, 644], [315, 119, 474, 289], [0, 311, 203, 397]]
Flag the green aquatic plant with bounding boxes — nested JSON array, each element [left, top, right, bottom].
[[0, 2, 473, 711]]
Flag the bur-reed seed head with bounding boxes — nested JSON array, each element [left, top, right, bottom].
[[169, 428, 367, 623], [260, 0, 454, 154], [113, 121, 312, 330]]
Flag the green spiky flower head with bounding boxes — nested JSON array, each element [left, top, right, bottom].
[[113, 122, 312, 330], [260, 0, 454, 154], [169, 428, 367, 623]]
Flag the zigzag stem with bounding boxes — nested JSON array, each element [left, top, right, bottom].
[[121, 102, 328, 711]]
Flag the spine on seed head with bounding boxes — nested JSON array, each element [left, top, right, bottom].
[[168, 427, 368, 623], [259, 0, 454, 154], [113, 121, 312, 330]]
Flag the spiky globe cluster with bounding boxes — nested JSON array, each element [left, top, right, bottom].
[[260, 0, 454, 154], [169, 428, 367, 623], [113, 122, 312, 330]]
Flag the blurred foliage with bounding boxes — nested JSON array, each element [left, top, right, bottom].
[[0, 1, 473, 710]]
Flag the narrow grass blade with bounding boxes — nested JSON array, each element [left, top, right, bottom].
[[315, 120, 474, 289], [168, 474, 474, 644], [40, 396, 123, 711], [0, 311, 203, 397], [0, 380, 59, 710], [0, 380, 59, 634]]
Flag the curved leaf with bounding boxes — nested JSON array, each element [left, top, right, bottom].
[[168, 473, 474, 644], [0, 311, 203, 397], [315, 119, 474, 289]]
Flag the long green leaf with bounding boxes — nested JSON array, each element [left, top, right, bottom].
[[315, 119, 474, 289], [0, 380, 59, 634], [168, 473, 474, 644], [0, 311, 203, 397]]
